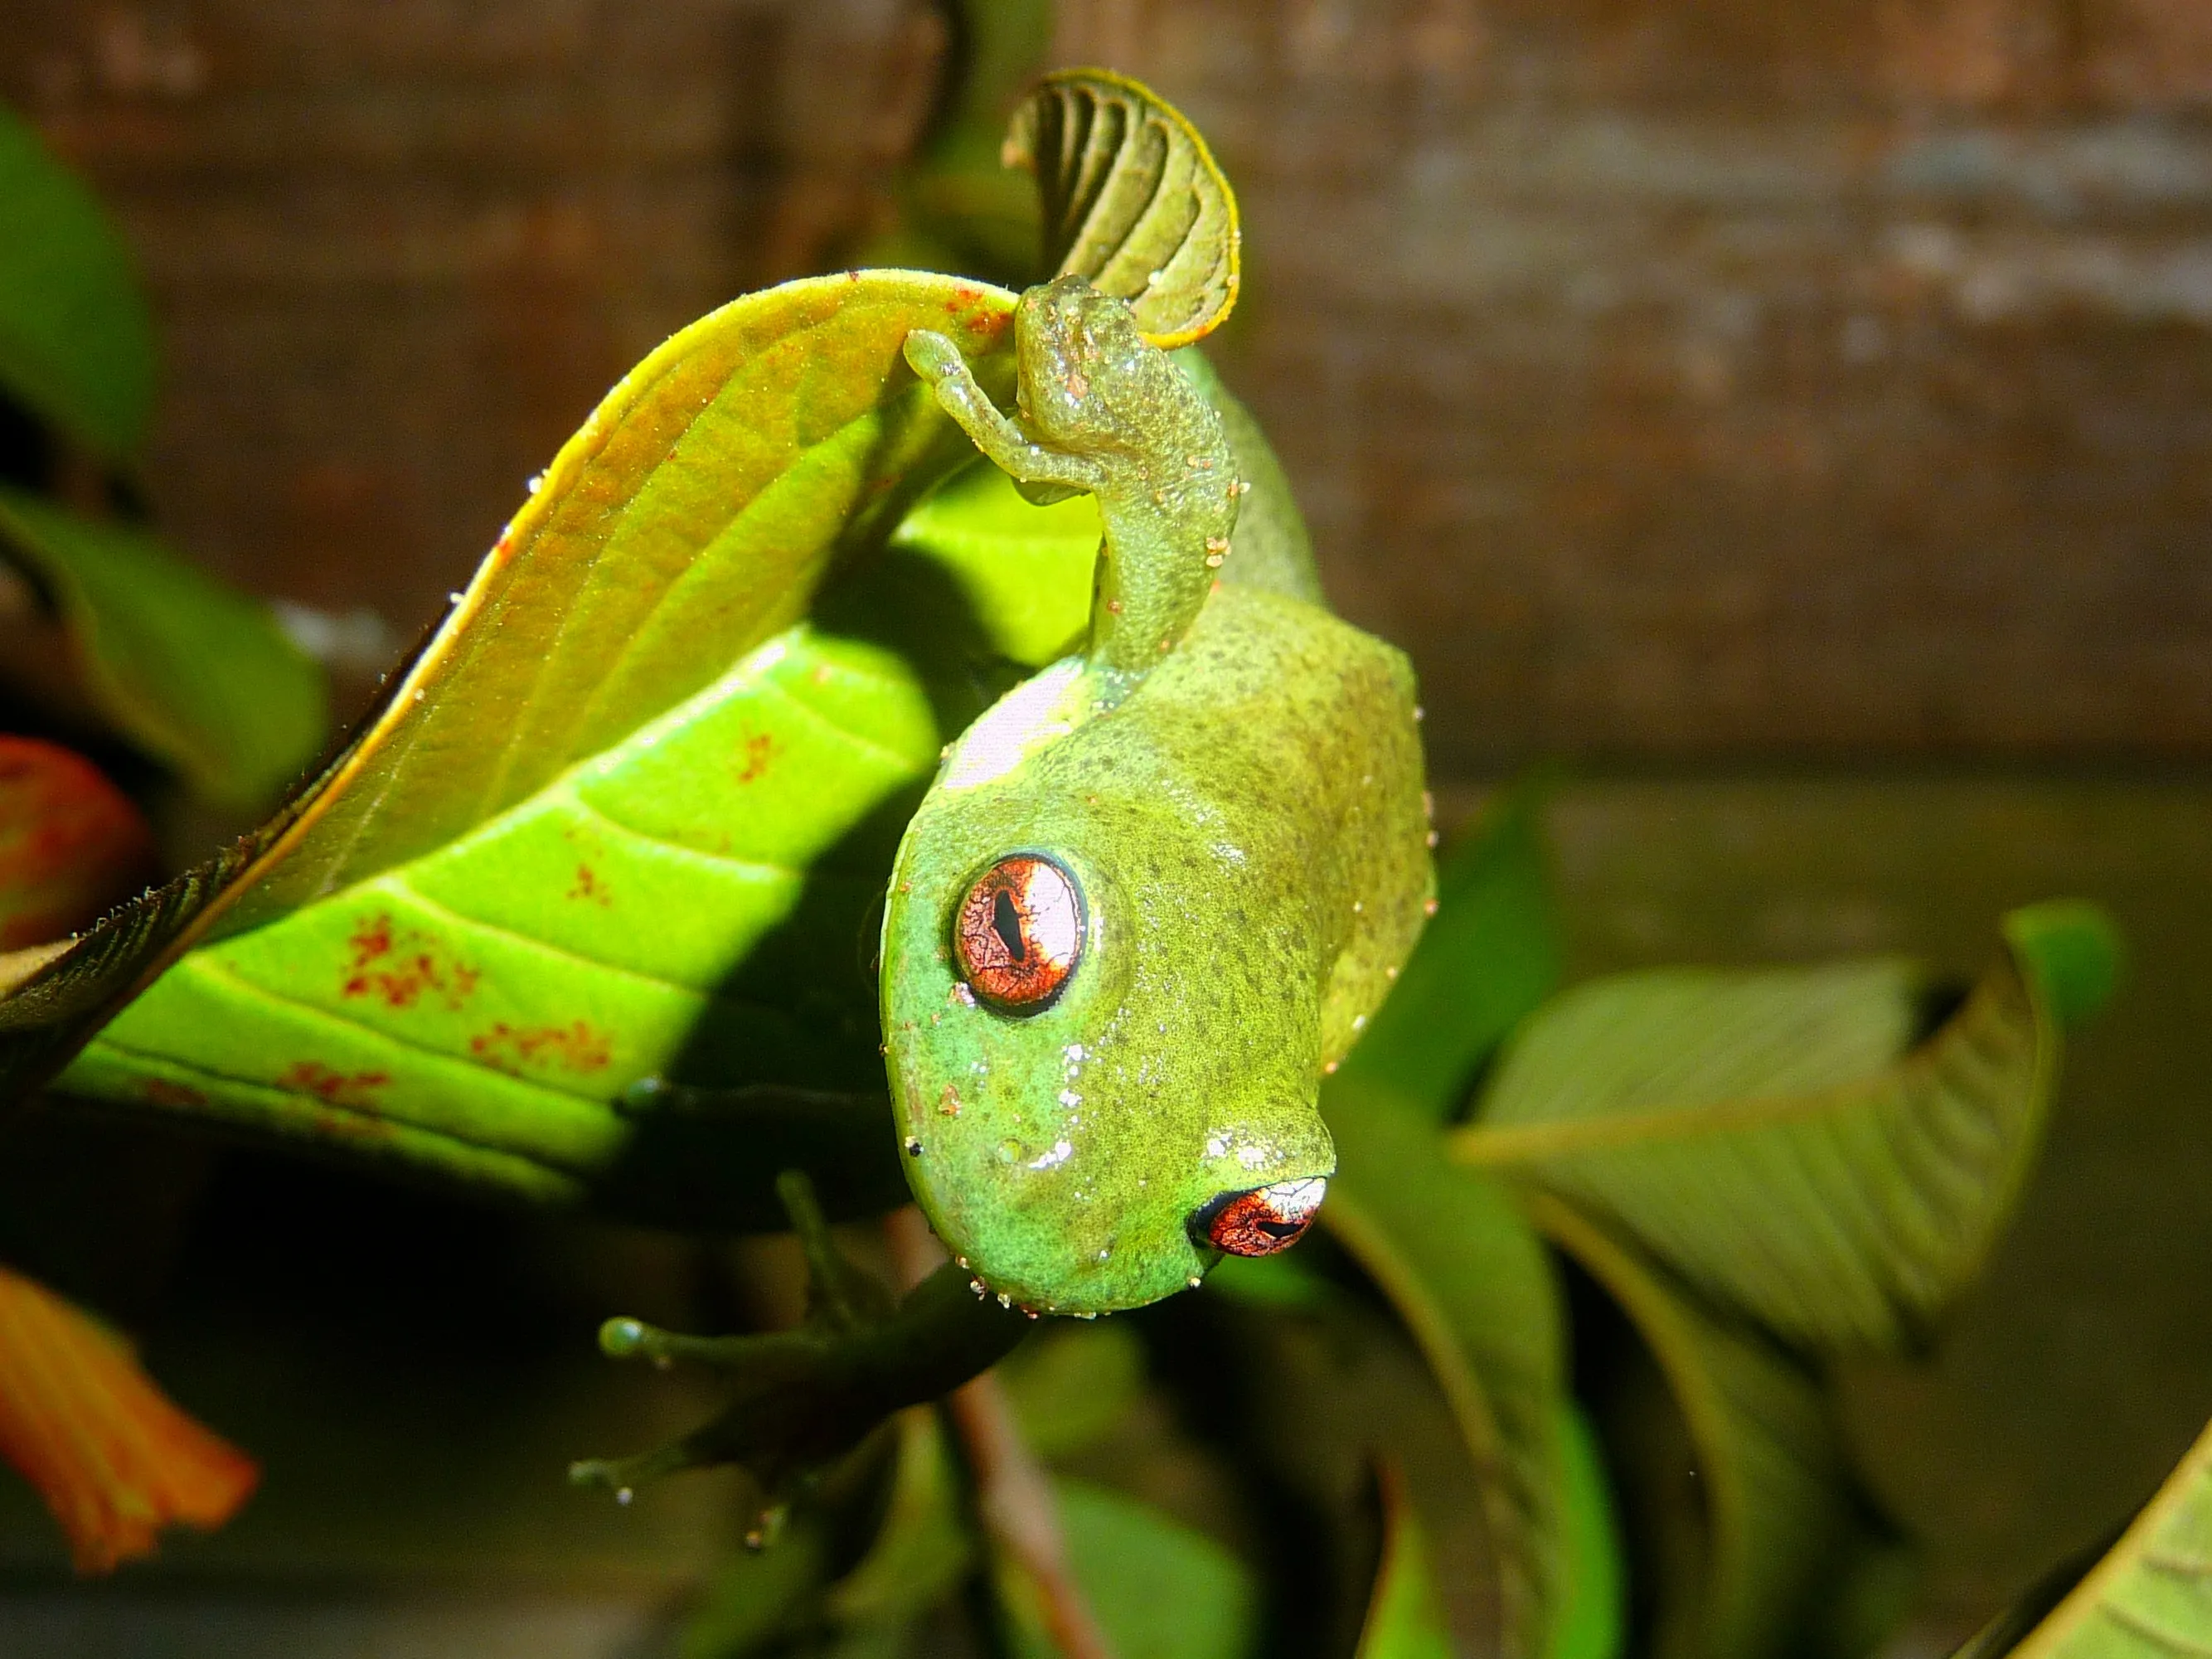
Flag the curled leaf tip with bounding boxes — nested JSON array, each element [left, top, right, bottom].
[[2004, 899, 2122, 1030], [1004, 68, 1241, 347], [0, 1266, 257, 1573]]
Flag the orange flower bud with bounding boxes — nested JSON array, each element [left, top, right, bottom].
[[0, 1265, 257, 1572]]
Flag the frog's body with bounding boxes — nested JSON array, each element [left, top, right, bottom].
[[884, 279, 1432, 1313]]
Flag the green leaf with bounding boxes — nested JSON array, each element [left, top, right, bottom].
[[822, 1409, 974, 1638], [4, 274, 1021, 1203], [1454, 905, 2118, 1351], [0, 489, 328, 811], [1339, 783, 1564, 1121], [1322, 1073, 1568, 1658], [998, 1322, 1146, 1460], [0, 102, 157, 461], [1005, 1477, 1257, 1659], [1005, 70, 1242, 347], [1536, 1195, 1909, 1659], [1547, 1399, 1627, 1659], [888, 458, 1098, 666], [1355, 1470, 1454, 1659], [1957, 1413, 2212, 1657]]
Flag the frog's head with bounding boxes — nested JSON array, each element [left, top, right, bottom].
[[1013, 275, 1203, 466], [880, 669, 1336, 1314]]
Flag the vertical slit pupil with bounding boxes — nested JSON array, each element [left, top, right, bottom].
[[992, 890, 1028, 961]]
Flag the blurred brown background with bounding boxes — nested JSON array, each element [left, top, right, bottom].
[[4, 2, 2212, 1654], [8, 0, 2212, 769]]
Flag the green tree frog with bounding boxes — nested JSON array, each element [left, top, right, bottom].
[[885, 276, 1434, 1316]]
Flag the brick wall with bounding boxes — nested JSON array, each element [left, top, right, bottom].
[[8, 0, 2212, 769]]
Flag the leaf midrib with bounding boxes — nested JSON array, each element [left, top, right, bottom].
[[1450, 974, 2015, 1171]]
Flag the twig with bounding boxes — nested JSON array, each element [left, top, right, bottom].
[[883, 1208, 1115, 1659]]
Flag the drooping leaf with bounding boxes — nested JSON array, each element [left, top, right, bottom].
[[1322, 1073, 1567, 1658], [1005, 70, 1242, 347], [0, 736, 155, 950], [0, 1263, 257, 1572], [1547, 1399, 1627, 1659], [1956, 1411, 2212, 1658], [5, 274, 1022, 1212], [0, 489, 328, 812], [1002, 1477, 1257, 1659], [0, 102, 158, 462], [1454, 903, 2119, 1352], [1535, 1196, 1909, 1659], [1355, 1468, 1454, 1659], [1339, 782, 1564, 1122]]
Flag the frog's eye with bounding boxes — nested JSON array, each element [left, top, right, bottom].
[[953, 855, 1083, 1013], [1196, 1178, 1327, 1257]]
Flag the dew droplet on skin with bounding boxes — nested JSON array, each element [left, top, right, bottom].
[[1324, 1059, 1340, 1074], [1424, 897, 1441, 916], [905, 1137, 924, 1157], [1187, 1274, 1204, 1288], [615, 1487, 634, 1506], [1353, 1013, 1368, 1031]]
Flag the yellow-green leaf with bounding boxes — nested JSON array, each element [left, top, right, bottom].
[[1004, 70, 1242, 347], [1960, 1413, 2212, 1657], [1454, 905, 2117, 1352], [2, 273, 1021, 1167]]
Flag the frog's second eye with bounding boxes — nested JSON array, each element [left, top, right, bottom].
[[1198, 1178, 1327, 1257], [953, 855, 1083, 1012]]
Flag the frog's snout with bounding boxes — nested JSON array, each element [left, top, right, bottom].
[[1192, 1176, 1327, 1257]]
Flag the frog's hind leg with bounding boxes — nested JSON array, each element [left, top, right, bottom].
[[904, 329, 1105, 497]]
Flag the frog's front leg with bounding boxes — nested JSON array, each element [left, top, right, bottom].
[[903, 329, 1107, 498]]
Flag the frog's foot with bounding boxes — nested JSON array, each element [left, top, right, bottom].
[[903, 328, 1104, 498], [569, 1171, 1031, 1511]]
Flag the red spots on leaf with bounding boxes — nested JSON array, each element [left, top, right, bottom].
[[341, 913, 480, 1010], [141, 1079, 207, 1111], [279, 1062, 391, 1107], [567, 863, 612, 905], [735, 732, 777, 783], [468, 1021, 613, 1074]]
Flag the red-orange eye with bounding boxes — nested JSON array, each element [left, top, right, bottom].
[[1199, 1178, 1327, 1256], [953, 855, 1083, 1012]]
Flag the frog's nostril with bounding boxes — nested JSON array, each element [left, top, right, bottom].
[[1195, 1177, 1327, 1257]]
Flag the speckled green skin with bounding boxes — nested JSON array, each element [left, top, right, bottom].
[[886, 279, 1433, 1314]]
